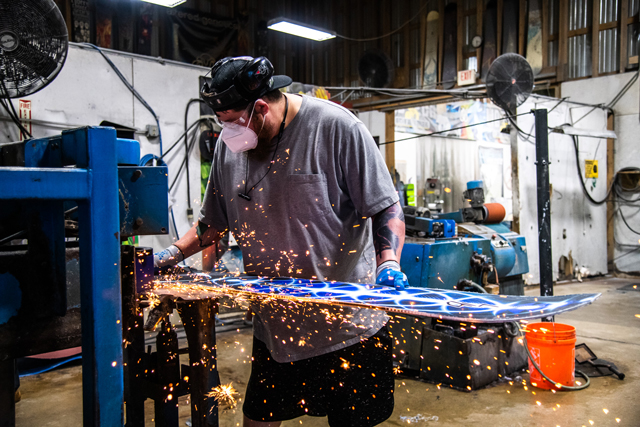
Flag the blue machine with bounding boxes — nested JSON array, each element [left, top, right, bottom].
[[0, 127, 168, 425], [400, 181, 529, 295], [395, 181, 530, 380]]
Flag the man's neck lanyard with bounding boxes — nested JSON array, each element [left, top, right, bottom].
[[238, 96, 289, 201]]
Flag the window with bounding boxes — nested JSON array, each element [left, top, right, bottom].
[[597, 0, 620, 74], [626, 0, 639, 66], [567, 0, 593, 78], [548, 0, 560, 67]]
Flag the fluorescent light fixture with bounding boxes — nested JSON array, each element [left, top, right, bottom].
[[140, 0, 186, 7], [267, 18, 336, 41]]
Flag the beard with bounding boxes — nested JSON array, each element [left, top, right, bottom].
[[249, 115, 278, 161]]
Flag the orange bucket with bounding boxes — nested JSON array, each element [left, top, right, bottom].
[[525, 322, 576, 390]]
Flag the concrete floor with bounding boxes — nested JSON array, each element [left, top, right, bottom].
[[15, 276, 640, 427]]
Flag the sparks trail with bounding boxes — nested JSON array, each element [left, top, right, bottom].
[[149, 275, 600, 323]]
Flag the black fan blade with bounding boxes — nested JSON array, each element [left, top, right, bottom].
[[486, 53, 533, 113]]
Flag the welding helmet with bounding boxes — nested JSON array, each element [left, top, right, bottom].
[[200, 56, 292, 112]]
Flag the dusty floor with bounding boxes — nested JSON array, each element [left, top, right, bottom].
[[15, 276, 640, 426]]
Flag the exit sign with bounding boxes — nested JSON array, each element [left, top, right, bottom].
[[457, 69, 476, 86]]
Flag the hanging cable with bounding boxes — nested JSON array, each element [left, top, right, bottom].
[[571, 136, 614, 205], [619, 208, 640, 235], [183, 99, 207, 211], [613, 245, 640, 262], [519, 327, 591, 391], [83, 43, 163, 155], [606, 70, 639, 109], [334, 1, 432, 42], [170, 126, 199, 193], [138, 117, 211, 166], [378, 111, 532, 146]]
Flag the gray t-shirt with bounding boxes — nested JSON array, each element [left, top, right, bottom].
[[200, 95, 398, 362]]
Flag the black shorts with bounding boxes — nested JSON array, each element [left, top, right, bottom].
[[243, 326, 395, 427]]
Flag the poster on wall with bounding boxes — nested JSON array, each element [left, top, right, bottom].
[[71, 0, 91, 43], [138, 4, 154, 56], [96, 16, 112, 48], [394, 99, 509, 144]]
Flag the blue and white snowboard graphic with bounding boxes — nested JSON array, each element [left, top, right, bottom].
[[152, 275, 600, 323]]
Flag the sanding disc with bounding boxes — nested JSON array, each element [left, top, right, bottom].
[[483, 203, 506, 224]]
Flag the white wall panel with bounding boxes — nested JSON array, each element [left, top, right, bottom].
[[0, 43, 209, 266], [516, 98, 608, 284], [561, 72, 640, 275]]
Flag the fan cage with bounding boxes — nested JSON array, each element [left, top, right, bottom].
[[0, 0, 69, 98]]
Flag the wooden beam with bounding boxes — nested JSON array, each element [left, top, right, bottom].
[[476, 0, 483, 72], [542, 0, 549, 69], [567, 28, 592, 37], [510, 123, 520, 234], [519, 0, 527, 55], [419, 10, 427, 87], [382, 0, 391, 59], [557, 0, 568, 81], [497, 0, 503, 56], [64, 0, 72, 41], [606, 112, 615, 270], [404, 0, 411, 87], [438, 0, 445, 86], [328, 0, 337, 86], [457, 1, 464, 76], [385, 111, 396, 175], [343, 3, 350, 87], [620, 0, 629, 72], [592, 0, 600, 77], [353, 94, 455, 112]]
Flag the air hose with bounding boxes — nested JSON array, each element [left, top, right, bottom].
[[507, 321, 590, 391]]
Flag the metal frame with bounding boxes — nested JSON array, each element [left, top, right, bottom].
[[0, 127, 124, 425]]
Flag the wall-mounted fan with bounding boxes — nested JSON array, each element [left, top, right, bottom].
[[358, 49, 394, 88], [485, 53, 534, 114], [0, 0, 68, 99]]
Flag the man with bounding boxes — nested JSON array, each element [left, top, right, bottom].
[[155, 56, 408, 427]]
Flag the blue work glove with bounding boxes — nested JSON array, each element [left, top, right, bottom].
[[154, 244, 184, 275], [375, 260, 408, 290]]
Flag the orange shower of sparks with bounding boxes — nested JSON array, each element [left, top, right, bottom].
[[206, 383, 239, 409]]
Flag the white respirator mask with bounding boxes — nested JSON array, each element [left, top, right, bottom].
[[218, 101, 266, 153]]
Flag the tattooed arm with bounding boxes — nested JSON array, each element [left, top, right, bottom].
[[371, 201, 405, 266], [371, 201, 407, 289]]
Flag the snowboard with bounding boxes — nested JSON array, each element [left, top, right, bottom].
[[423, 10, 439, 89], [151, 274, 601, 324], [481, 0, 498, 81], [526, 0, 543, 75], [442, 3, 457, 89]]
